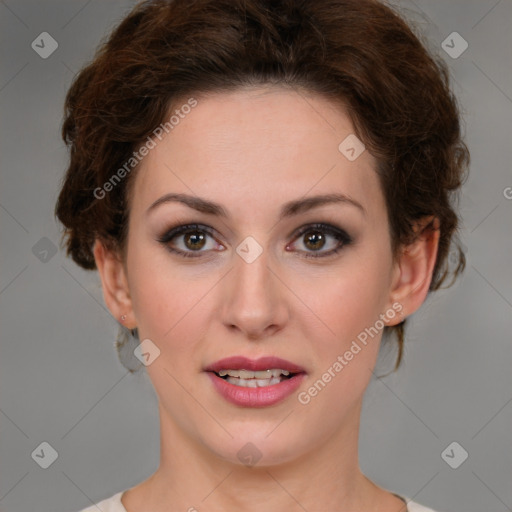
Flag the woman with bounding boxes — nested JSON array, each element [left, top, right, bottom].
[[56, 0, 469, 510]]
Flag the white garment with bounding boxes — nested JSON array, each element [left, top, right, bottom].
[[77, 490, 440, 512]]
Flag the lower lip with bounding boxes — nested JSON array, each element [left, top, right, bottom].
[[206, 372, 306, 407]]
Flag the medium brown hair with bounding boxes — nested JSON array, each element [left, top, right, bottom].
[[55, 0, 469, 370]]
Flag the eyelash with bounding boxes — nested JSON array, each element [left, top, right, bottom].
[[291, 223, 353, 259], [157, 222, 353, 259]]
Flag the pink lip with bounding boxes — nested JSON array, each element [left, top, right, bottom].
[[204, 356, 305, 374], [204, 356, 307, 408]]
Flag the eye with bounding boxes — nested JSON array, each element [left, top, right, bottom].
[[157, 224, 223, 258], [287, 223, 352, 258]]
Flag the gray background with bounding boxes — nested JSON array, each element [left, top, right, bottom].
[[1, 1, 511, 511]]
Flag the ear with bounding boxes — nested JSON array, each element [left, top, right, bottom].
[[386, 216, 440, 326], [93, 239, 136, 329]]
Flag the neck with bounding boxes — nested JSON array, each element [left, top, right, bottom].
[[123, 400, 389, 512]]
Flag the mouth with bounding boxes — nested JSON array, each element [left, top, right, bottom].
[[215, 368, 295, 388], [204, 356, 306, 407]]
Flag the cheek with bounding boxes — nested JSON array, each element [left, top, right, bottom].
[[126, 244, 222, 374], [295, 267, 390, 416], [309, 254, 391, 336], [299, 250, 393, 377]]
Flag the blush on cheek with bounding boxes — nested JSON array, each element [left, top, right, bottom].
[[314, 289, 388, 379]]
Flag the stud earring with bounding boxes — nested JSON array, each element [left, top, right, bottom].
[[120, 314, 127, 322]]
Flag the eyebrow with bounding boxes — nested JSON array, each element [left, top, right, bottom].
[[146, 192, 366, 219]]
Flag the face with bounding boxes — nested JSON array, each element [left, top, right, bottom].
[[102, 86, 414, 467]]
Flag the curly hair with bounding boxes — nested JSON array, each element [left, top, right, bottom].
[[55, 0, 469, 370]]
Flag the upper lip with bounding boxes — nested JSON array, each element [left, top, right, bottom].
[[204, 356, 306, 374]]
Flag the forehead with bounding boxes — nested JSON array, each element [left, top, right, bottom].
[[131, 86, 384, 222]]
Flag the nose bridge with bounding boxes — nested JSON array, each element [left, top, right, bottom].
[[222, 244, 288, 338]]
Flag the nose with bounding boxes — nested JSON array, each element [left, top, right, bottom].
[[221, 247, 290, 341]]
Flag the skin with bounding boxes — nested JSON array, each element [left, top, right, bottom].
[[94, 86, 439, 512]]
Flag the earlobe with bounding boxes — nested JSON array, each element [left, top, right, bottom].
[[386, 216, 440, 325], [93, 240, 135, 328]]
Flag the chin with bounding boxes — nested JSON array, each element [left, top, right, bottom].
[[197, 425, 310, 469]]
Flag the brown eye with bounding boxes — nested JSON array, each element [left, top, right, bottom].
[[288, 223, 353, 259], [303, 230, 326, 251], [157, 223, 223, 258], [184, 231, 207, 250]]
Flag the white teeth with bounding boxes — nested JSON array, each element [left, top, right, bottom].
[[218, 369, 291, 378], [254, 370, 272, 379], [226, 376, 283, 388], [216, 368, 294, 387]]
